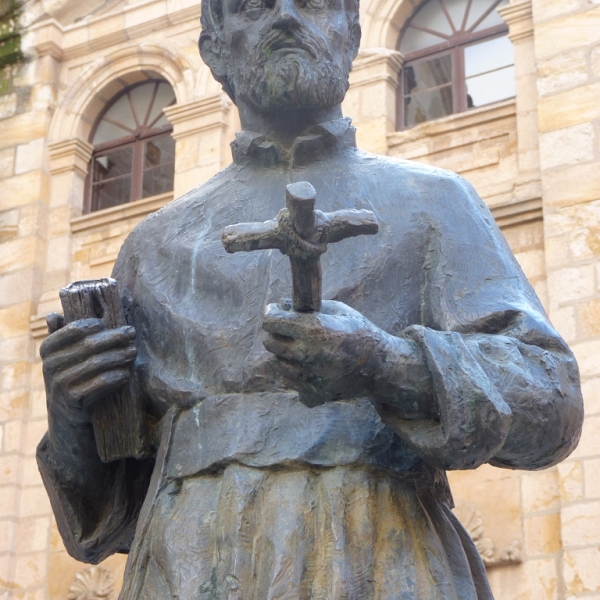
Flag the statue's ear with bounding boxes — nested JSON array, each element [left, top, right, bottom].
[[199, 35, 226, 78], [199, 34, 236, 102]]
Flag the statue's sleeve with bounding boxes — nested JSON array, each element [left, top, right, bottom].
[[377, 173, 583, 472], [36, 433, 154, 563], [35, 231, 154, 565]]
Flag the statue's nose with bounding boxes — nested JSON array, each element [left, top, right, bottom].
[[272, 0, 302, 30]]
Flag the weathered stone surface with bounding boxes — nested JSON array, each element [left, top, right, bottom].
[[535, 7, 600, 60], [537, 49, 588, 96], [557, 460, 584, 503], [540, 123, 595, 169], [564, 547, 600, 594], [561, 501, 600, 547]]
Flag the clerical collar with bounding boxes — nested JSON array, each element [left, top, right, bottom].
[[231, 118, 357, 168]]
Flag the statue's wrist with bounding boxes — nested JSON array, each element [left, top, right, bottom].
[[369, 333, 435, 418], [47, 402, 98, 464]]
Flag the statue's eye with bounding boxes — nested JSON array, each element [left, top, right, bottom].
[[239, 0, 264, 11], [302, 0, 328, 8]]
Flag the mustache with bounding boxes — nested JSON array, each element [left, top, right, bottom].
[[256, 28, 329, 61]]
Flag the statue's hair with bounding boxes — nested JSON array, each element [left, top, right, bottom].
[[199, 0, 361, 103], [199, 0, 235, 100]]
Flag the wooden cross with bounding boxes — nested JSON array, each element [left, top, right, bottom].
[[221, 181, 379, 312]]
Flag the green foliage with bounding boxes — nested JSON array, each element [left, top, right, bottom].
[[0, 1, 22, 94]]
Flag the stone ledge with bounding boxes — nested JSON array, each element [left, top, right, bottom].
[[388, 99, 516, 148], [30, 315, 48, 340], [71, 192, 173, 234], [164, 95, 231, 139], [28, 1, 200, 63], [48, 138, 93, 177], [498, 0, 533, 42], [491, 197, 543, 229], [350, 48, 403, 89]]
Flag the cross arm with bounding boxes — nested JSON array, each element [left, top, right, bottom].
[[324, 209, 379, 244], [222, 218, 283, 253]]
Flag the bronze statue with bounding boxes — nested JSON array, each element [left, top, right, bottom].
[[38, 0, 584, 597]]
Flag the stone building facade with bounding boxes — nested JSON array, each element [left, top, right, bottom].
[[0, 0, 598, 597]]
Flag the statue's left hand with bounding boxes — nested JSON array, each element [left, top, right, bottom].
[[262, 300, 393, 407]]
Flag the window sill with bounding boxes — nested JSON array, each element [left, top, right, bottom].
[[388, 98, 516, 147], [71, 192, 174, 234]]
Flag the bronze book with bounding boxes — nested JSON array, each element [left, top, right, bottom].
[[59, 278, 148, 462]]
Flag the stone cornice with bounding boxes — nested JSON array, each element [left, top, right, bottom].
[[490, 197, 542, 228], [71, 191, 173, 233], [164, 95, 231, 138], [27, 18, 64, 60], [27, 0, 200, 63], [30, 315, 49, 340], [388, 99, 516, 147], [498, 0, 534, 42], [164, 95, 230, 124], [350, 47, 403, 89], [353, 48, 404, 71], [48, 138, 93, 177]]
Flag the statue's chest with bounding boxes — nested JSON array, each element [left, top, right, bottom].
[[164, 219, 419, 337], [133, 179, 426, 393]]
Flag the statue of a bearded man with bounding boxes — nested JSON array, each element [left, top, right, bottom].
[[38, 0, 583, 597]]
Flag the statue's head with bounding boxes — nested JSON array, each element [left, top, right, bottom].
[[199, 0, 361, 111]]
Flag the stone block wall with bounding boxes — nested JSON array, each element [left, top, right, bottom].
[[534, 0, 600, 594]]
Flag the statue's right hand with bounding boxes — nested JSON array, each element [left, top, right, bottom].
[[40, 318, 137, 423]]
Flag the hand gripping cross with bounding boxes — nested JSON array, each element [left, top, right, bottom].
[[221, 181, 379, 312]]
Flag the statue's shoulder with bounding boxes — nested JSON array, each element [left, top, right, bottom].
[[112, 164, 237, 281], [353, 148, 460, 182], [352, 149, 479, 205]]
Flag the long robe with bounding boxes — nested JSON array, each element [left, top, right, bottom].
[[38, 119, 583, 599]]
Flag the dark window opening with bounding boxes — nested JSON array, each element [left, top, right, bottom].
[[397, 0, 515, 129], [86, 80, 176, 213]]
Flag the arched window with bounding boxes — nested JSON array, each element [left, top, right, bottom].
[[86, 80, 176, 213], [397, 0, 515, 129]]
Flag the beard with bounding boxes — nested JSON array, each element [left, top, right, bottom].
[[229, 30, 351, 111]]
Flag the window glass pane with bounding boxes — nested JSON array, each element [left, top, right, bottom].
[[411, 0, 454, 36], [404, 55, 452, 94], [147, 82, 176, 127], [93, 120, 131, 145], [400, 26, 447, 55], [128, 83, 155, 127], [91, 176, 132, 212], [464, 35, 514, 77], [92, 146, 133, 181], [142, 135, 175, 199], [471, 5, 507, 31], [90, 146, 133, 211], [103, 94, 136, 130], [152, 113, 171, 129], [466, 0, 507, 31], [466, 64, 515, 107], [442, 0, 470, 32], [143, 136, 175, 169], [142, 163, 175, 199], [404, 85, 453, 127]]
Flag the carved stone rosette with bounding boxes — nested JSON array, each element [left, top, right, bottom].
[[453, 502, 522, 568], [67, 566, 114, 600]]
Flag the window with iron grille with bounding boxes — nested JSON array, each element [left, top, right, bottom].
[[86, 80, 176, 213], [397, 0, 515, 129]]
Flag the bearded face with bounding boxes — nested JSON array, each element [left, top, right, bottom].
[[200, 0, 360, 113], [228, 26, 353, 111]]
